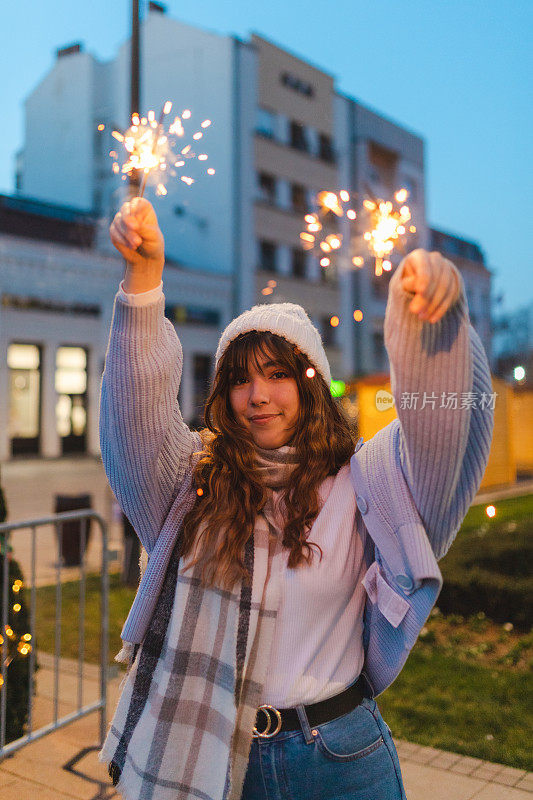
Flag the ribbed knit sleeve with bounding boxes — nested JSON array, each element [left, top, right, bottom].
[[383, 265, 494, 560], [99, 291, 202, 554]]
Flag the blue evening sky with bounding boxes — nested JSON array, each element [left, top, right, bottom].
[[1, 1, 531, 312]]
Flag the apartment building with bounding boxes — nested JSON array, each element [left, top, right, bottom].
[[12, 5, 493, 449], [0, 194, 231, 461]]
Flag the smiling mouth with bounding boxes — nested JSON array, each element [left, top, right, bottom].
[[249, 414, 279, 422]]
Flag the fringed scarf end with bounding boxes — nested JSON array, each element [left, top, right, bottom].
[[114, 640, 136, 666]]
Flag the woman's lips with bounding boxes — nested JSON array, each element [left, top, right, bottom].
[[249, 414, 279, 424]]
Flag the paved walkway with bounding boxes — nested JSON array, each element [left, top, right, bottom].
[[0, 653, 531, 800]]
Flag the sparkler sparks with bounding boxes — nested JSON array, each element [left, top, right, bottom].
[[99, 101, 215, 198], [300, 185, 415, 276], [298, 185, 416, 338]]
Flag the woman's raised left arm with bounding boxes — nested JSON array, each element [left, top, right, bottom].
[[383, 249, 495, 559]]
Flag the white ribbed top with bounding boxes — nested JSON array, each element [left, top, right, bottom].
[[259, 466, 367, 706]]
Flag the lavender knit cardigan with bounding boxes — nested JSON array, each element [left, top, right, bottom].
[[99, 267, 494, 697]]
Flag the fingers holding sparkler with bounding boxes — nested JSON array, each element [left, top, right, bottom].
[[110, 197, 164, 271], [398, 249, 461, 323]]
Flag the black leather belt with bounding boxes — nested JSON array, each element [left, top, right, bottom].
[[252, 674, 368, 738]]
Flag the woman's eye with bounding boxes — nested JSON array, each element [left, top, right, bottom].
[[273, 371, 288, 379]]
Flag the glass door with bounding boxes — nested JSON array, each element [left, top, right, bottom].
[[55, 346, 88, 454]]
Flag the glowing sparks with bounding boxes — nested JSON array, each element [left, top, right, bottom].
[[100, 102, 215, 197], [318, 191, 344, 216], [395, 188, 408, 203]]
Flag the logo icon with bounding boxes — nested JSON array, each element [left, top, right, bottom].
[[375, 389, 394, 411]]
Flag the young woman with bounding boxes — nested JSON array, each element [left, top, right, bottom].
[[98, 197, 494, 800]]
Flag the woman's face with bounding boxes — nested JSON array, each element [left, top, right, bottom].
[[228, 350, 300, 449]]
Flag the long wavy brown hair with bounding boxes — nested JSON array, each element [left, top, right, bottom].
[[178, 330, 359, 592]]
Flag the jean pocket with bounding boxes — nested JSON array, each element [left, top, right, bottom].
[[314, 703, 385, 762]]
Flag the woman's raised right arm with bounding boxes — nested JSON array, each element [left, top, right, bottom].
[[99, 199, 201, 554]]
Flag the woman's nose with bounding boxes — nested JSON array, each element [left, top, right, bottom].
[[249, 378, 269, 402]]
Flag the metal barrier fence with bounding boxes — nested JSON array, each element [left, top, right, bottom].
[[0, 510, 109, 760]]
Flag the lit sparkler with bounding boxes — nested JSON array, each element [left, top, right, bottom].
[[300, 185, 416, 275], [99, 101, 215, 197]]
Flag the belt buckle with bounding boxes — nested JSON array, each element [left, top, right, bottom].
[[252, 704, 282, 738]]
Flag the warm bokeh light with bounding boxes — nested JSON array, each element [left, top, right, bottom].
[[395, 188, 408, 203], [330, 315, 340, 327], [353, 309, 363, 322], [306, 367, 316, 378], [486, 505, 496, 518]]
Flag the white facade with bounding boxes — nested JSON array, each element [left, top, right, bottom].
[[0, 226, 231, 461], [19, 12, 257, 282], [15, 8, 492, 407]]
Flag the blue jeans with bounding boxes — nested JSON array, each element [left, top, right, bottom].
[[241, 695, 407, 799]]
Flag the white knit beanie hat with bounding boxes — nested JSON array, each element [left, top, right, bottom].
[[215, 302, 331, 386]]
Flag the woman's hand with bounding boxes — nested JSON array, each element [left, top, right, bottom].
[[110, 197, 165, 291], [397, 249, 462, 324]]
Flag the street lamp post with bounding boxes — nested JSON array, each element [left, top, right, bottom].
[[129, 0, 141, 196]]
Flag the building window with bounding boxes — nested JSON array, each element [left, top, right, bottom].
[[372, 331, 386, 370], [281, 72, 314, 97], [291, 248, 306, 278], [291, 183, 307, 213], [8, 343, 41, 456], [256, 107, 276, 139], [191, 354, 212, 428], [400, 176, 417, 204], [320, 263, 337, 285], [371, 271, 391, 300], [290, 121, 309, 153], [258, 240, 277, 272], [55, 346, 88, 454], [321, 316, 336, 347], [257, 172, 277, 205], [368, 141, 397, 190], [318, 133, 335, 163]]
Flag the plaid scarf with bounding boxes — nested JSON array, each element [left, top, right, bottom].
[[99, 445, 298, 800]]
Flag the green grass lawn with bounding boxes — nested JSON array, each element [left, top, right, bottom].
[[31, 493, 533, 772], [378, 632, 532, 771]]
